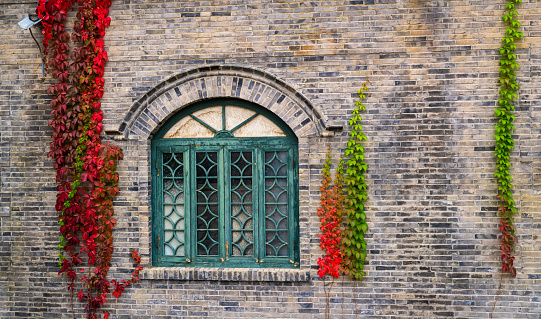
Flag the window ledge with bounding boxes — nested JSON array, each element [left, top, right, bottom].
[[140, 267, 310, 282]]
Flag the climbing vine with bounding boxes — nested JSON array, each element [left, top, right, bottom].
[[36, 1, 141, 318], [316, 81, 369, 317], [342, 80, 370, 281], [317, 147, 344, 280], [490, 0, 522, 316], [317, 147, 344, 318], [495, 0, 522, 278]]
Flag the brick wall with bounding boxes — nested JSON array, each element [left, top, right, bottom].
[[1, 0, 541, 318]]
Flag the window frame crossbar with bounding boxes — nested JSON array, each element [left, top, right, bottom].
[[189, 114, 217, 134]]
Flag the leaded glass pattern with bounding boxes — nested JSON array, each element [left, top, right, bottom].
[[196, 151, 219, 256], [264, 151, 289, 257], [230, 151, 254, 256], [162, 153, 185, 256]]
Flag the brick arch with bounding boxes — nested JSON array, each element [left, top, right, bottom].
[[118, 65, 328, 140]]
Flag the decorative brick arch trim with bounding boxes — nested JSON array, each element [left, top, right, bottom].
[[118, 64, 328, 140]]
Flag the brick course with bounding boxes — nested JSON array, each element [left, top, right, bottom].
[[1, 0, 541, 318]]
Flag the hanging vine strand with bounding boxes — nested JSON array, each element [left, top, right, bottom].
[[342, 79, 370, 280], [494, 0, 522, 278], [36, 0, 142, 318], [491, 1, 522, 316]]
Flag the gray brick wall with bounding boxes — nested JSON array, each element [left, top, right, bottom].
[[1, 0, 541, 318]]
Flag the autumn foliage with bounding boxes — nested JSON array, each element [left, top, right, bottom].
[[317, 81, 370, 282], [317, 148, 344, 279], [36, 0, 141, 318]]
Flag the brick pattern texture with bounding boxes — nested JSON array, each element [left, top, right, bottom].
[[1, 0, 541, 318]]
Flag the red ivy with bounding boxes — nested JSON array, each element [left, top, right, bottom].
[[498, 196, 517, 277], [317, 147, 344, 279], [36, 1, 141, 318]]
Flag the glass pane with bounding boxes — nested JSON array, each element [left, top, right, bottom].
[[264, 151, 289, 257], [162, 152, 185, 256], [230, 151, 254, 257], [196, 151, 220, 256], [192, 106, 223, 132], [234, 114, 286, 137], [163, 117, 215, 138], [224, 106, 256, 131], [164, 106, 222, 138]]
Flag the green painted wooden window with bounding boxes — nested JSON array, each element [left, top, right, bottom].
[[152, 99, 299, 268]]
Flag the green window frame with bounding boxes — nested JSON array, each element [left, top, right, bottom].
[[151, 99, 299, 268]]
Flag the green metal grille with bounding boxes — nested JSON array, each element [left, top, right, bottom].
[[162, 152, 185, 256], [195, 151, 219, 256], [230, 151, 254, 256], [264, 151, 289, 257]]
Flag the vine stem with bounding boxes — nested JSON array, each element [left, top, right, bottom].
[[490, 271, 504, 319], [353, 278, 358, 319], [70, 287, 75, 319], [322, 276, 333, 319], [341, 275, 344, 319], [88, 264, 92, 316], [322, 276, 327, 319]]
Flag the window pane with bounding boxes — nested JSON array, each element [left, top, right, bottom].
[[233, 114, 286, 137], [164, 106, 222, 138], [192, 106, 223, 132], [196, 151, 220, 256], [264, 151, 289, 257], [224, 106, 256, 131], [162, 152, 185, 256], [230, 151, 254, 257]]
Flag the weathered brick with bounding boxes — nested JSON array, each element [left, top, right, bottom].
[[1, 0, 541, 318]]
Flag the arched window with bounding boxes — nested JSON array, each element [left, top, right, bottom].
[[151, 98, 299, 268]]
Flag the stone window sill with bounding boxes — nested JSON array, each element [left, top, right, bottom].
[[140, 267, 310, 282]]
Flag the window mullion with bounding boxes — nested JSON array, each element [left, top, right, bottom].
[[188, 146, 195, 262], [154, 148, 163, 263], [182, 148, 190, 263], [288, 147, 295, 263], [219, 146, 228, 263], [253, 147, 260, 263], [257, 147, 265, 263]]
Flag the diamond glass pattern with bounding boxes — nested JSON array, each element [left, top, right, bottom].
[[162, 153, 185, 256], [196, 151, 220, 256], [230, 151, 254, 256], [264, 151, 289, 257]]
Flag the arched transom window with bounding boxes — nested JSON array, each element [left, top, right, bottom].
[[163, 105, 286, 138], [151, 98, 299, 268]]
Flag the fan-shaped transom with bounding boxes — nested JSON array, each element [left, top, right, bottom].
[[163, 105, 286, 139]]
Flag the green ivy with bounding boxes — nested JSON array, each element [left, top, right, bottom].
[[342, 80, 369, 280], [495, 0, 522, 277]]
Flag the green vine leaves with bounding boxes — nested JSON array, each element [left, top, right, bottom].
[[495, 0, 522, 277], [342, 80, 370, 280]]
